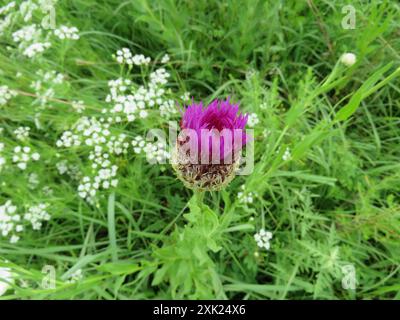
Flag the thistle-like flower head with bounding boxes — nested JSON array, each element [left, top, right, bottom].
[[172, 98, 249, 191]]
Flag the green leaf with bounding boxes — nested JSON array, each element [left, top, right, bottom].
[[335, 64, 399, 121], [97, 262, 140, 275], [107, 192, 118, 262]]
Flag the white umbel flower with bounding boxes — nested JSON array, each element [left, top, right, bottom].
[[0, 200, 23, 243], [340, 53, 356, 67], [23, 203, 50, 230], [254, 229, 273, 250], [14, 126, 30, 141], [115, 48, 151, 66], [238, 185, 256, 205], [161, 54, 170, 64], [54, 26, 80, 40], [0, 85, 17, 105], [247, 113, 260, 127]]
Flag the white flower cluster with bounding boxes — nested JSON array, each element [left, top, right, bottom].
[[146, 141, 170, 163], [72, 100, 85, 113], [0, 200, 23, 244], [247, 112, 260, 127], [132, 136, 170, 163], [54, 26, 80, 40], [56, 131, 81, 148], [0, 200, 51, 244], [3, 1, 79, 57], [12, 23, 51, 58], [282, 147, 291, 161], [78, 171, 118, 202], [115, 48, 151, 66], [57, 117, 129, 202], [106, 134, 130, 155], [104, 78, 144, 122], [0, 1, 16, 16], [159, 99, 177, 117], [103, 71, 174, 122], [23, 203, 50, 230], [12, 23, 41, 43], [237, 185, 256, 205], [75, 117, 111, 147], [108, 48, 179, 120], [0, 264, 13, 296], [161, 54, 170, 64], [180, 91, 191, 102], [0, 85, 17, 106], [31, 70, 64, 107], [38, 69, 65, 84], [12, 146, 40, 170], [14, 126, 30, 141], [131, 136, 146, 154], [24, 41, 51, 57], [55, 51, 178, 202], [149, 68, 169, 86], [254, 229, 273, 250], [56, 160, 81, 180]]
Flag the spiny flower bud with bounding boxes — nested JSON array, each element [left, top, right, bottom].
[[172, 98, 249, 191]]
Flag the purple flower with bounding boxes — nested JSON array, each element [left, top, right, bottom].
[[172, 98, 249, 191], [180, 98, 249, 164]]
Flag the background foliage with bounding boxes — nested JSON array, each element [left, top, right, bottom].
[[1, 0, 400, 299]]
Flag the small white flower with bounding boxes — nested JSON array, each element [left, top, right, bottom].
[[14, 127, 30, 141], [23, 203, 50, 230], [161, 54, 170, 64], [247, 113, 259, 127], [0, 201, 23, 244], [23, 42, 51, 58], [72, 100, 85, 113], [31, 152, 40, 161], [54, 26, 80, 40], [115, 48, 150, 66], [0, 85, 17, 105], [238, 185, 256, 205], [180, 92, 191, 101], [254, 229, 273, 251], [340, 53, 356, 67], [282, 147, 291, 161]]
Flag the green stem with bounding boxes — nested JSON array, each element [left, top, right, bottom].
[[193, 190, 205, 209]]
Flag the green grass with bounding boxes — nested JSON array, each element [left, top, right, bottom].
[[1, 0, 400, 299]]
